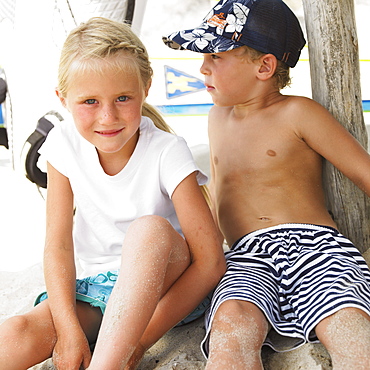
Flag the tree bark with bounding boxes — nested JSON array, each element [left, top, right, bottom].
[[302, 0, 370, 253]]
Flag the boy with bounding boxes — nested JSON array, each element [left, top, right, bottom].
[[163, 0, 370, 368]]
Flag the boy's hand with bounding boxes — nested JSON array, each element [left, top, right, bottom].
[[52, 329, 91, 370]]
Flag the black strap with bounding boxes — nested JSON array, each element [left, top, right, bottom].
[[125, 0, 135, 25]]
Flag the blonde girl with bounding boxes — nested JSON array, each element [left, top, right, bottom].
[[0, 17, 225, 370]]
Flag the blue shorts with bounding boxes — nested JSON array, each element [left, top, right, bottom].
[[35, 269, 210, 326], [201, 224, 370, 357]]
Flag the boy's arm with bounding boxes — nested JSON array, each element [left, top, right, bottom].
[[43, 162, 91, 369], [294, 97, 370, 196]]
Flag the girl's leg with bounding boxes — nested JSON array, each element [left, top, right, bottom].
[[315, 307, 370, 369], [88, 215, 191, 370], [206, 300, 269, 370], [0, 300, 102, 370]]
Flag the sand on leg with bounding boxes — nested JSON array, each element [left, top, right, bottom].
[[205, 300, 269, 370], [0, 299, 102, 370], [315, 307, 370, 369], [88, 215, 191, 369]]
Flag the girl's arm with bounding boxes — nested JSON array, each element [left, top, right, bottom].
[[135, 171, 226, 350], [43, 162, 91, 369], [208, 144, 227, 245]]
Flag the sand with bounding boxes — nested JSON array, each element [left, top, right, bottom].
[[2, 260, 367, 370]]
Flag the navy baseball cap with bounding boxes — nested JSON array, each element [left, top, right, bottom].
[[163, 0, 306, 67]]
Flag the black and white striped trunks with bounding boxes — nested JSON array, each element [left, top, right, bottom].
[[201, 223, 370, 357]]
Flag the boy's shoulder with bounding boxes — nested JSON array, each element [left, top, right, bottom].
[[209, 95, 317, 119]]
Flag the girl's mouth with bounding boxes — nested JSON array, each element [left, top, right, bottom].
[[95, 128, 124, 137]]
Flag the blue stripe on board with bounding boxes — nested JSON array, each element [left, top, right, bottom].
[[0, 105, 4, 126], [156, 101, 370, 116], [363, 100, 370, 112], [156, 103, 213, 116]]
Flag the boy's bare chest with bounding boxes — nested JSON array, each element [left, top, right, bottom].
[[211, 121, 302, 174]]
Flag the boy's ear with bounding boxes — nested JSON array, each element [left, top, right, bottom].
[[56, 90, 67, 108], [257, 54, 277, 81]]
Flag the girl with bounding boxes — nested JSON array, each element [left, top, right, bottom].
[[0, 17, 225, 369]]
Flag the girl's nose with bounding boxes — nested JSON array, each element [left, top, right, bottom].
[[100, 104, 118, 125]]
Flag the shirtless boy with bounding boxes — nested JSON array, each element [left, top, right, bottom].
[[163, 0, 370, 368]]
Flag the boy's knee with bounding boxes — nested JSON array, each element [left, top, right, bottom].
[[317, 308, 370, 355], [213, 300, 269, 336], [209, 300, 268, 358]]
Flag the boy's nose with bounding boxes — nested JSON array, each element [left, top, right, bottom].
[[200, 60, 209, 76], [200, 62, 207, 75]]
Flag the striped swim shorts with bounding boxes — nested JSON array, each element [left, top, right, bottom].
[[201, 223, 370, 357]]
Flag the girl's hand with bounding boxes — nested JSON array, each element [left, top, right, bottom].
[[52, 329, 91, 370]]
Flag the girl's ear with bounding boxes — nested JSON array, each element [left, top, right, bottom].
[[144, 79, 152, 98], [56, 90, 67, 108], [257, 54, 277, 81]]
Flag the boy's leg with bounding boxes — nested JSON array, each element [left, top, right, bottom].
[[315, 307, 370, 369], [206, 300, 269, 370], [0, 299, 102, 370], [89, 215, 191, 369]]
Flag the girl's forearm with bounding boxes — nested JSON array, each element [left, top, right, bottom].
[[138, 257, 225, 350], [43, 243, 79, 335]]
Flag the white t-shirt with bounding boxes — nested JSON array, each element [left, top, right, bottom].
[[39, 116, 207, 277]]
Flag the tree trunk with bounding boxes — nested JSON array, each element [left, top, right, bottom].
[[302, 0, 370, 253]]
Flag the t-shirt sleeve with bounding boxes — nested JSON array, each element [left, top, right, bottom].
[[160, 136, 208, 198], [38, 124, 69, 178]]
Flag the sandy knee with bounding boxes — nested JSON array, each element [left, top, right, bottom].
[[316, 308, 370, 368], [127, 215, 172, 236], [2, 315, 29, 340], [125, 215, 189, 263], [1, 313, 54, 351], [211, 300, 268, 350]]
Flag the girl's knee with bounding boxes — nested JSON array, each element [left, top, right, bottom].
[[124, 215, 186, 255], [2, 314, 31, 338], [129, 215, 171, 234]]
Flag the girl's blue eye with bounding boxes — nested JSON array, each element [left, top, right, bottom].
[[85, 99, 96, 104], [117, 96, 128, 102]]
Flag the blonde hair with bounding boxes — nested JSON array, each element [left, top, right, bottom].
[[242, 46, 291, 90], [58, 17, 172, 133], [58, 17, 210, 203]]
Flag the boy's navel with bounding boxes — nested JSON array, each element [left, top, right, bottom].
[[266, 150, 276, 157], [259, 217, 271, 221]]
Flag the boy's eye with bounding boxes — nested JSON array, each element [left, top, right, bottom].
[[211, 54, 220, 59], [85, 99, 96, 104], [117, 96, 128, 102]]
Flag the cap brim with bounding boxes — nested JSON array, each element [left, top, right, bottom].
[[162, 23, 244, 54]]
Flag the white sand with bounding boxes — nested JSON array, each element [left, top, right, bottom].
[[0, 251, 365, 369]]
